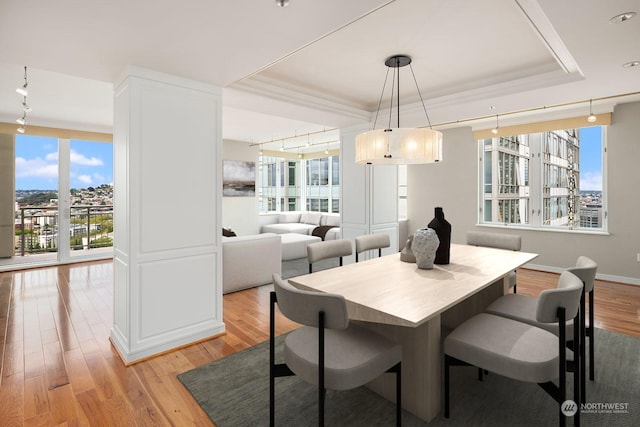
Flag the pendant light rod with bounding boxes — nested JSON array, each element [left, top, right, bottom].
[[397, 58, 400, 127], [372, 65, 390, 131], [409, 63, 434, 129], [383, 55, 412, 129]]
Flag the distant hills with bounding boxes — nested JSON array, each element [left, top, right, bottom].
[[16, 184, 113, 206], [16, 191, 57, 205]]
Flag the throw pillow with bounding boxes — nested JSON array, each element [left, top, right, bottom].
[[278, 212, 301, 223], [301, 212, 322, 225]]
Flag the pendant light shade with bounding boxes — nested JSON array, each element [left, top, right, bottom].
[[355, 55, 443, 165], [356, 127, 442, 164]]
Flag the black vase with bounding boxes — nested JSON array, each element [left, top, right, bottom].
[[428, 207, 451, 264]]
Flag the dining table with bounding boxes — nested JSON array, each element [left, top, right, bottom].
[[288, 243, 538, 422]]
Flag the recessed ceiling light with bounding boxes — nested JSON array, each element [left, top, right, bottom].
[[609, 12, 636, 24], [623, 61, 640, 68]]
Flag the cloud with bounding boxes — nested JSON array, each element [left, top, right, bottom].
[[580, 171, 602, 191], [70, 150, 103, 166], [15, 156, 58, 178], [77, 175, 93, 185]]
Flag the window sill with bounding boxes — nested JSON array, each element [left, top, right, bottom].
[[476, 223, 610, 236]]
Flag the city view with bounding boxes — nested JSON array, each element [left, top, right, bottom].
[[11, 135, 114, 258], [14, 185, 114, 256]]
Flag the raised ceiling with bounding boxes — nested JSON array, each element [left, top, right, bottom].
[[0, 0, 638, 153]]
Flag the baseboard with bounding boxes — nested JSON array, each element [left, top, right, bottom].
[[110, 322, 226, 364], [525, 263, 640, 286]]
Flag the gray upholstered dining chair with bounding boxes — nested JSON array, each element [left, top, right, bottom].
[[355, 233, 390, 262], [485, 256, 598, 401], [307, 239, 353, 274], [466, 231, 521, 293], [444, 271, 583, 427], [269, 274, 402, 426]]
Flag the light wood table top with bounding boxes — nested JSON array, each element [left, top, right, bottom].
[[289, 243, 538, 328]]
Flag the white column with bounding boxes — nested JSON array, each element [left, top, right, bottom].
[[340, 125, 398, 264], [111, 67, 224, 364], [57, 139, 71, 260]]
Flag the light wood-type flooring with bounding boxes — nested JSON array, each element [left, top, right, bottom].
[[0, 260, 638, 425]]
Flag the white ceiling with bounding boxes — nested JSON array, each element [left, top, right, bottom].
[[0, 0, 638, 153]]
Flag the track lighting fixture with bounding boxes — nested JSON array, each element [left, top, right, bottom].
[[587, 99, 597, 123], [16, 66, 28, 96], [16, 66, 31, 134], [491, 114, 499, 134], [275, 0, 289, 7]]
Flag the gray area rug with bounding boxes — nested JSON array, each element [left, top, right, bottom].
[[178, 328, 639, 426]]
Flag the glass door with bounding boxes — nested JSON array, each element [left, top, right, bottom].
[[7, 135, 113, 269]]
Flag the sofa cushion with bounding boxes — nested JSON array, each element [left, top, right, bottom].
[[281, 233, 322, 261], [301, 212, 323, 225], [261, 223, 316, 235], [279, 212, 301, 223], [222, 233, 281, 294], [321, 213, 340, 227]]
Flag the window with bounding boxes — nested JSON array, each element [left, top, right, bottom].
[[259, 154, 339, 213], [479, 126, 606, 231], [13, 135, 113, 262]]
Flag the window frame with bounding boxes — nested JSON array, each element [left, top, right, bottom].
[[258, 154, 340, 214], [477, 125, 608, 234]]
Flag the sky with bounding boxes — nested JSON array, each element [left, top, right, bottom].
[[579, 126, 602, 191], [14, 126, 602, 191], [15, 135, 113, 190]]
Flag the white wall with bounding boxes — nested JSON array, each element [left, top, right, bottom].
[[408, 101, 640, 284], [222, 140, 260, 236], [0, 134, 14, 257]]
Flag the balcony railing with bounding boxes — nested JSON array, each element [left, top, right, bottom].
[[16, 205, 113, 256]]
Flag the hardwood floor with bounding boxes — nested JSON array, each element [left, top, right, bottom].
[[0, 260, 638, 425]]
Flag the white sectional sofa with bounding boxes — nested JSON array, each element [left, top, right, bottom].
[[260, 211, 341, 240], [222, 233, 281, 294]]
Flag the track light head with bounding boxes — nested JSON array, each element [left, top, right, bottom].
[[16, 84, 28, 97], [587, 99, 597, 123]]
